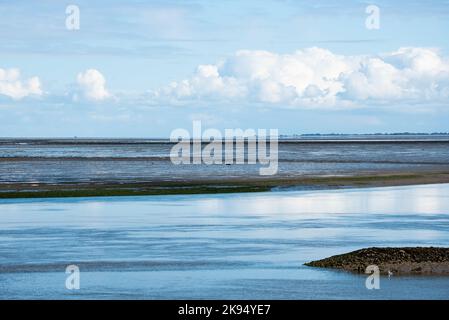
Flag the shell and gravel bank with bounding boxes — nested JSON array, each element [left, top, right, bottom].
[[305, 247, 449, 275]]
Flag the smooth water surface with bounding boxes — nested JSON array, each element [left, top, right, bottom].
[[1, 184, 449, 299]]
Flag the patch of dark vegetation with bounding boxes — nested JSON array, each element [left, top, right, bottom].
[[1, 171, 449, 199], [0, 185, 270, 199]]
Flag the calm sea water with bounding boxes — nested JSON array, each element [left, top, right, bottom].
[[1, 137, 449, 183], [1, 184, 449, 299]]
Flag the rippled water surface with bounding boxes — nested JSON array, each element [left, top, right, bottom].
[[1, 138, 449, 183], [1, 184, 449, 299]]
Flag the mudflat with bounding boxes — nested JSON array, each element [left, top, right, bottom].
[[2, 137, 449, 198], [0, 171, 449, 198]]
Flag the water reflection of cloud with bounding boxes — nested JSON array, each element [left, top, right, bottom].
[[199, 184, 449, 217]]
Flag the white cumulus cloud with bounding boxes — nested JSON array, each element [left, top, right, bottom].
[[76, 69, 111, 101], [154, 47, 449, 108], [0, 68, 42, 100]]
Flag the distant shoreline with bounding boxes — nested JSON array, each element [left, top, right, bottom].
[[1, 134, 449, 145], [1, 171, 449, 199]]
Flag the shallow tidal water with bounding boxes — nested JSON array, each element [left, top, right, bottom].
[[1, 184, 449, 299], [1, 138, 449, 184]]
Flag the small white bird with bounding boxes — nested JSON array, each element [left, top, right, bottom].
[[388, 270, 393, 278]]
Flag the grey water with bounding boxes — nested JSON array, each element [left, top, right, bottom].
[[1, 183, 449, 299], [1, 137, 449, 184]]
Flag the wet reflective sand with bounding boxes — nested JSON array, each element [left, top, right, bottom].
[[1, 139, 449, 184]]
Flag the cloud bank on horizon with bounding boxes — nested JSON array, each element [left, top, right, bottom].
[[154, 47, 449, 109], [3, 47, 449, 110]]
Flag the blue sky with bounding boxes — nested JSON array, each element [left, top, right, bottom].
[[1, 0, 449, 137]]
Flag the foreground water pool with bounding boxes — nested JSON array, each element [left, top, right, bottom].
[[1, 184, 449, 299]]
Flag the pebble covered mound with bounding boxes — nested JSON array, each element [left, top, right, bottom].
[[305, 247, 449, 275]]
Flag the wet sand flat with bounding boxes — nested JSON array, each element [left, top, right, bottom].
[[1, 137, 449, 198]]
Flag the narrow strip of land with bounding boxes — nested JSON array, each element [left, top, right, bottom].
[[1, 171, 449, 198]]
